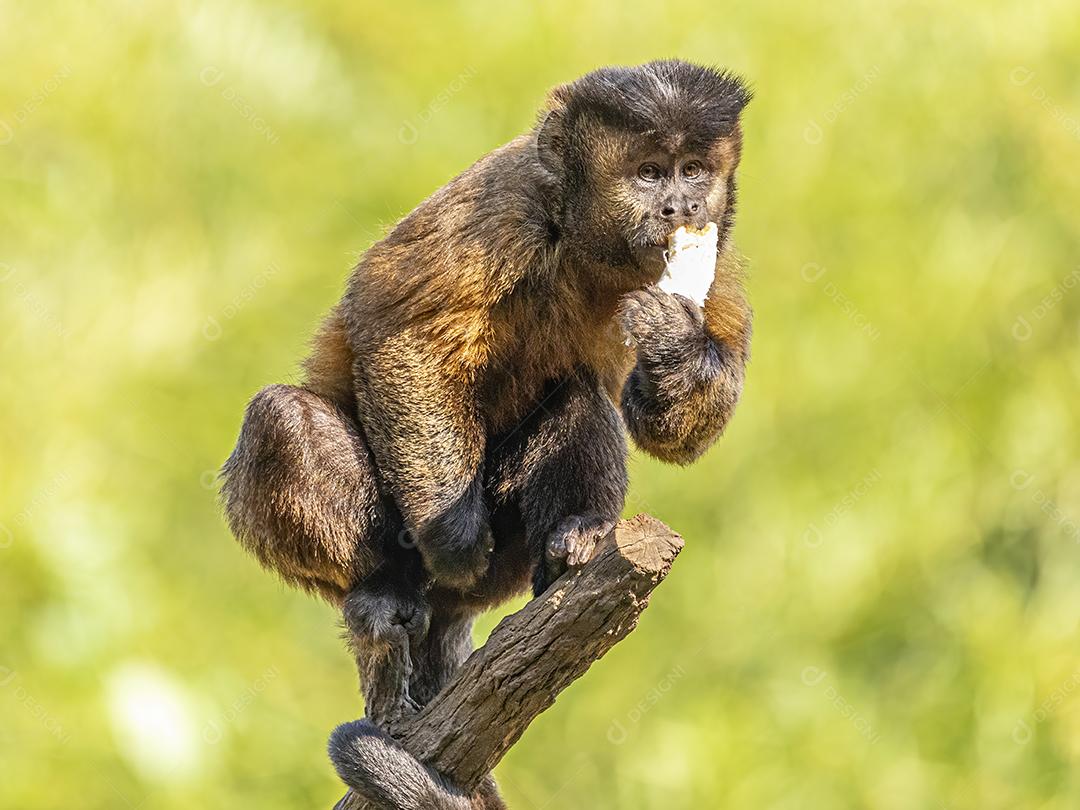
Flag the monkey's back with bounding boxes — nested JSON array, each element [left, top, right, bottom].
[[306, 134, 629, 433]]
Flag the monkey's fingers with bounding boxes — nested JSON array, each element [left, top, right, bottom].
[[618, 293, 652, 343], [546, 515, 616, 569], [565, 517, 616, 567]]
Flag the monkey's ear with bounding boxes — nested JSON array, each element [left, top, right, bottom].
[[537, 84, 572, 176], [536, 109, 566, 175]]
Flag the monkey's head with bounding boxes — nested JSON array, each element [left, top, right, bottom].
[[537, 60, 751, 285]]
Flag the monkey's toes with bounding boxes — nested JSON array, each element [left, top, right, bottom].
[[399, 600, 432, 645], [547, 515, 616, 571], [382, 691, 423, 725], [566, 516, 616, 567]]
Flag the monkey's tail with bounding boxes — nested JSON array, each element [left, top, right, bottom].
[[329, 719, 475, 810]]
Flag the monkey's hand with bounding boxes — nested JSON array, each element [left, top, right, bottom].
[[388, 470, 494, 593], [619, 284, 751, 465], [414, 483, 495, 592]]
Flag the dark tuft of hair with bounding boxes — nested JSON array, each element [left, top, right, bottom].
[[551, 59, 752, 148]]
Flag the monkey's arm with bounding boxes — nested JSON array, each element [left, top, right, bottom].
[[619, 273, 751, 465], [353, 331, 491, 589]]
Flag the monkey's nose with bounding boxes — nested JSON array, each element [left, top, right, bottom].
[[660, 198, 707, 229]]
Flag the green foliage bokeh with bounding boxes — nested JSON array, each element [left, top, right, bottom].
[[2, 1, 1079, 808]]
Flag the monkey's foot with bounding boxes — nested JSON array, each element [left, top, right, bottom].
[[344, 585, 432, 649], [537, 515, 616, 595], [344, 584, 432, 726]]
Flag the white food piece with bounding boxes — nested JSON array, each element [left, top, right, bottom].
[[657, 222, 718, 307]]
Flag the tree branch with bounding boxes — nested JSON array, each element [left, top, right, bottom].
[[330, 513, 683, 809]]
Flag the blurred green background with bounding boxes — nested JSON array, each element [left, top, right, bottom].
[[3, 1, 1079, 808]]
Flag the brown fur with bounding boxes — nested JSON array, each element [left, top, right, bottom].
[[221, 60, 753, 805], [220, 383, 384, 602]]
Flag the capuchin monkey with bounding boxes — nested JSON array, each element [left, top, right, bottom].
[[220, 59, 752, 808]]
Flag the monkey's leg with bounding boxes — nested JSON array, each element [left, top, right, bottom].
[[406, 612, 473, 708], [220, 384, 385, 601], [222, 386, 429, 725], [351, 336, 493, 591], [488, 371, 628, 596]]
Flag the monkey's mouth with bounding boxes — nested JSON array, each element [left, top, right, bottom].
[[626, 222, 678, 285], [630, 217, 683, 253], [628, 227, 669, 252]]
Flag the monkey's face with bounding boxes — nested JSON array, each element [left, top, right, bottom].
[[572, 127, 743, 283], [618, 133, 742, 252], [625, 148, 712, 243], [539, 61, 750, 286]]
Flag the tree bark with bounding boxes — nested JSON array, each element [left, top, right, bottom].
[[331, 513, 683, 809]]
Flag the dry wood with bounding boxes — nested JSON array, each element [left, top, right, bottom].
[[333, 513, 683, 809]]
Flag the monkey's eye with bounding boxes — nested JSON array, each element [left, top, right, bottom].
[[637, 163, 662, 182], [682, 161, 705, 179]]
